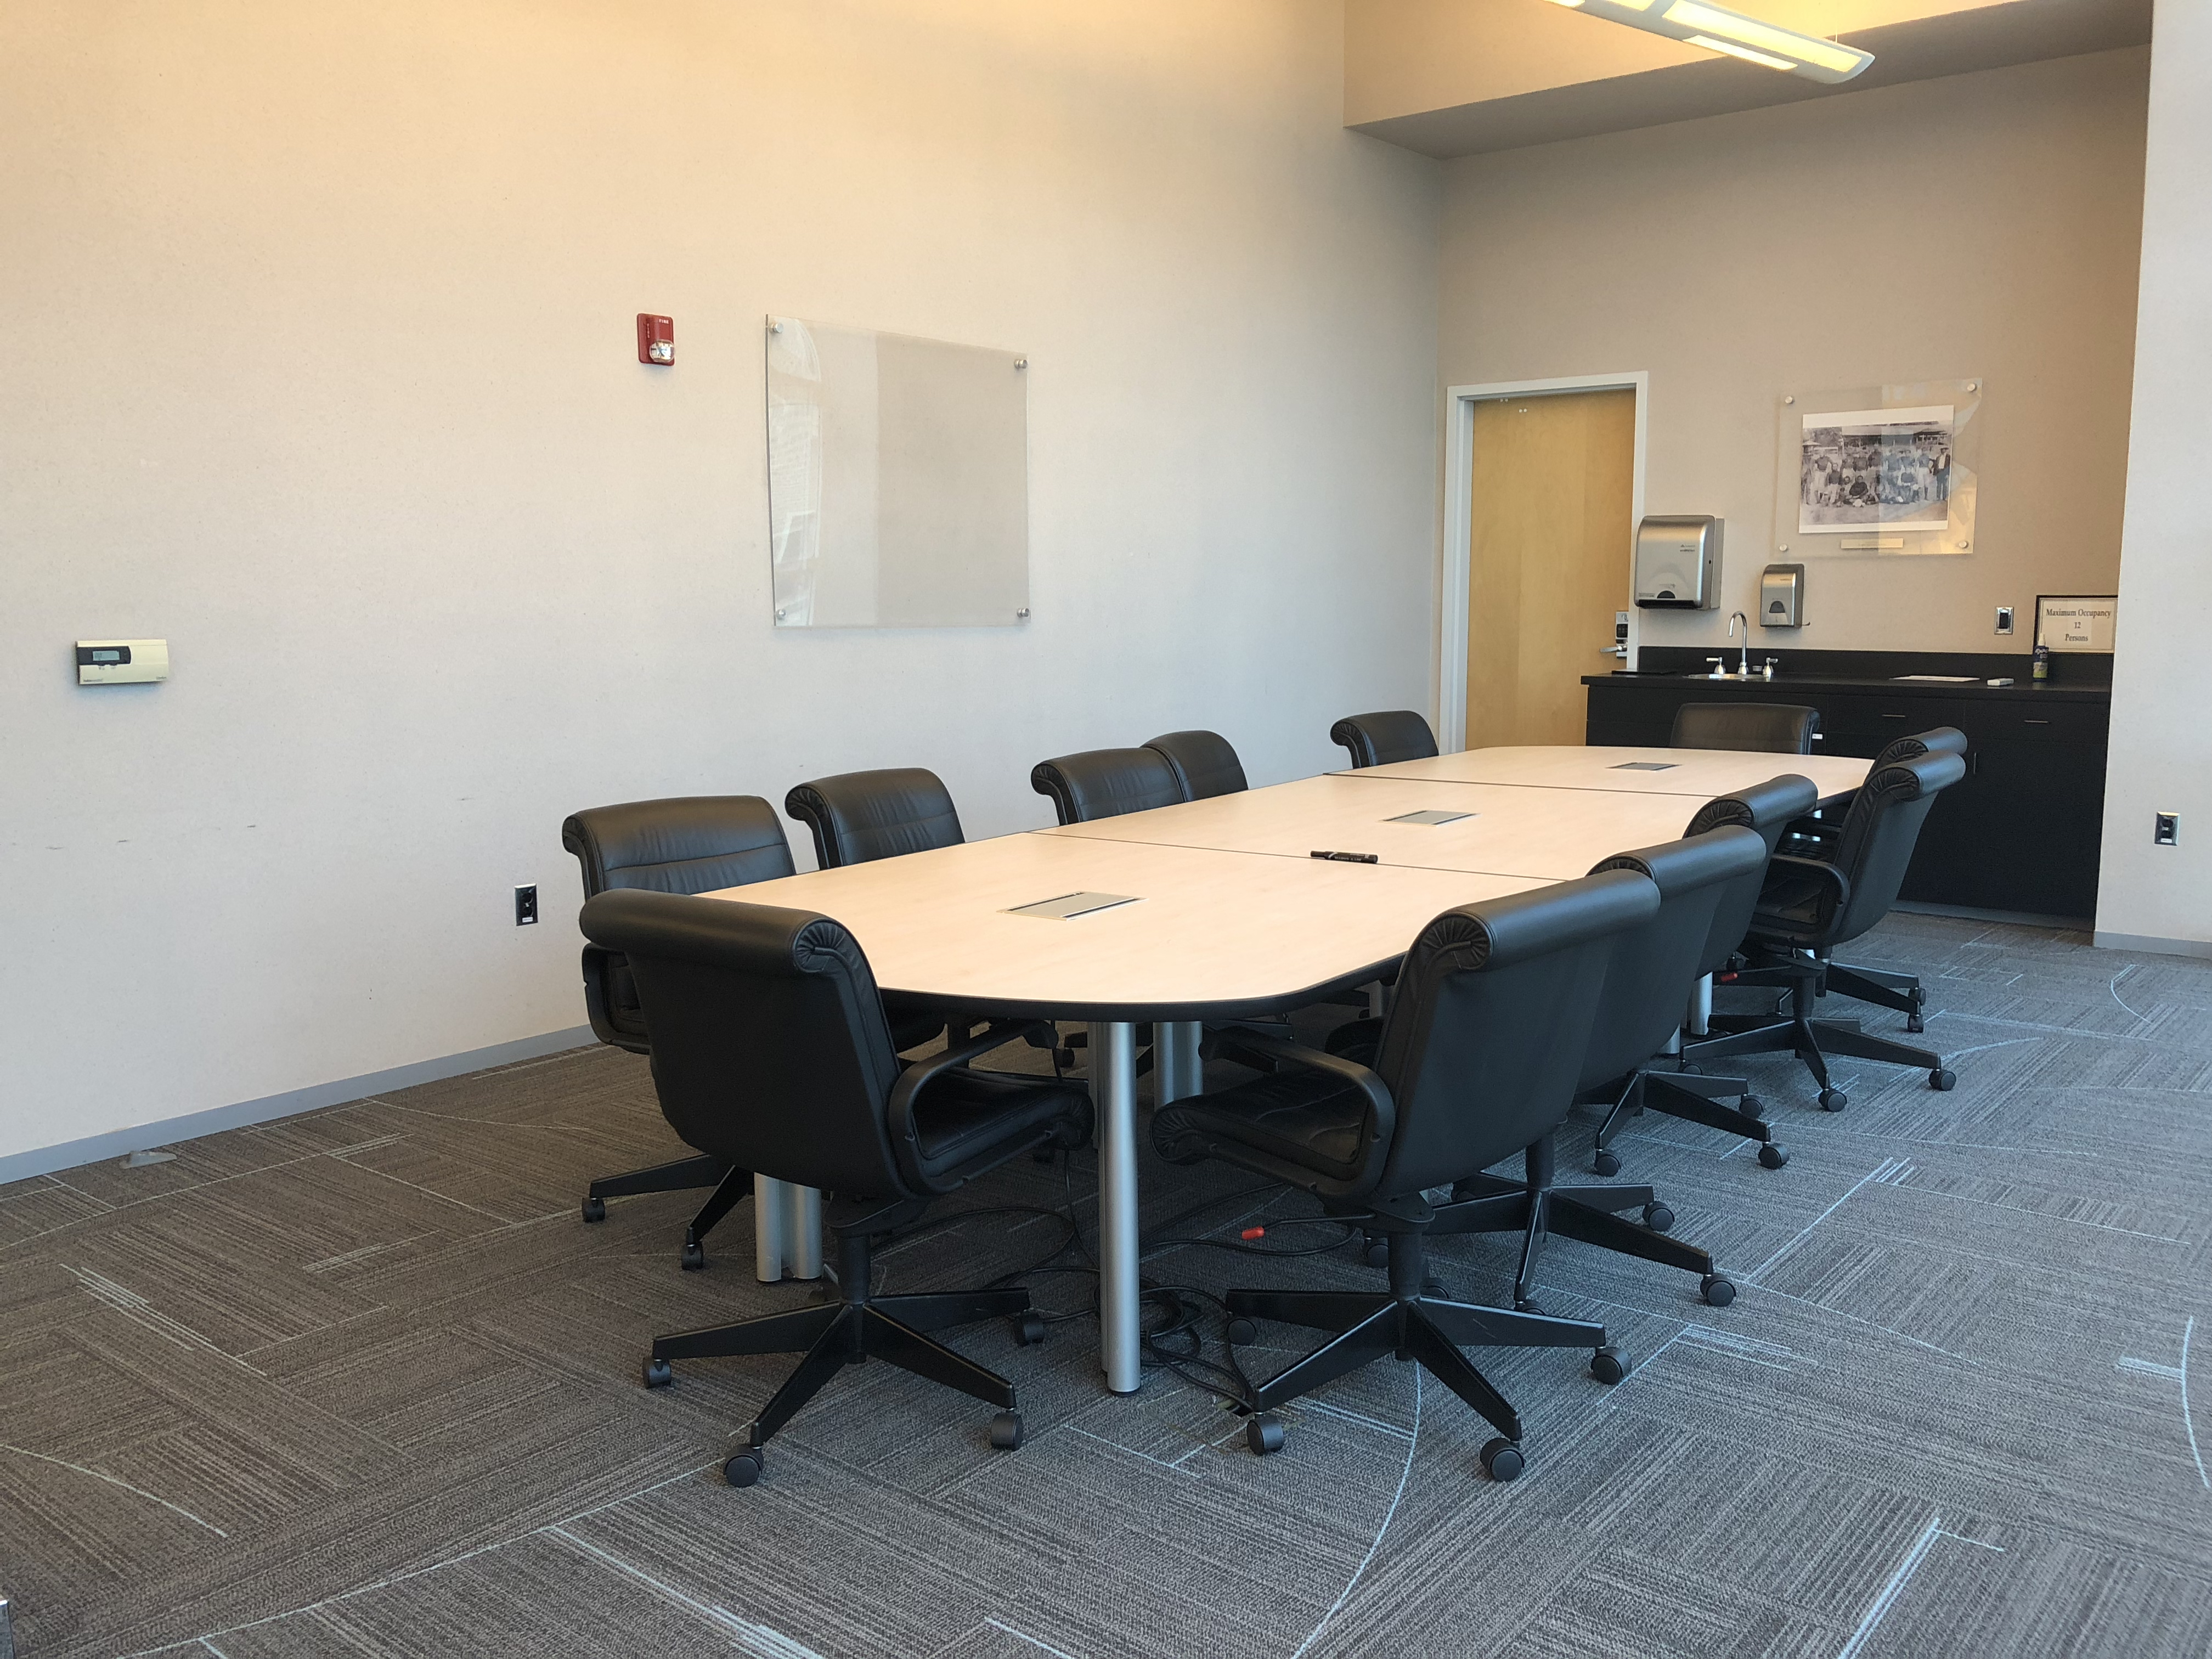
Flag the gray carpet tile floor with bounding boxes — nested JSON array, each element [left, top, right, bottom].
[[4, 912, 2211, 1658]]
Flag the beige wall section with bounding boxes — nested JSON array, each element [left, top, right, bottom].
[[0, 0, 1443, 1165], [2097, 1, 2212, 954], [1438, 47, 2147, 661]]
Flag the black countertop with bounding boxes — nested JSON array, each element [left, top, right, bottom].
[[1583, 670, 2109, 704], [1589, 646, 2112, 704]]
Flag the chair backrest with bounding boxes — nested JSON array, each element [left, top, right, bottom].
[[1683, 774, 1820, 974], [1670, 702, 1820, 754], [1578, 828, 1769, 1087], [1143, 730, 1248, 800], [561, 797, 798, 1054], [1826, 749, 1967, 943], [1363, 869, 1658, 1198], [562, 795, 795, 899], [786, 768, 964, 868], [1870, 725, 1967, 769], [580, 890, 911, 1198], [1330, 710, 1439, 769], [1031, 747, 1186, 825]]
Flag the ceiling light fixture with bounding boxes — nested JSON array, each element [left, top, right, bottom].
[[1541, 0, 1873, 84]]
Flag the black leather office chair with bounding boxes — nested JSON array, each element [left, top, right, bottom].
[[1684, 750, 1966, 1108], [1329, 710, 1439, 769], [1144, 730, 1248, 800], [1030, 747, 1186, 825], [1587, 775, 1824, 1177], [1566, 809, 1805, 1177], [1419, 834, 1757, 1310], [585, 889, 1090, 1487], [563, 796, 794, 1266], [783, 766, 969, 1043], [1670, 702, 1820, 753], [785, 768, 965, 868], [1153, 871, 1657, 1480], [1792, 727, 1967, 1032]]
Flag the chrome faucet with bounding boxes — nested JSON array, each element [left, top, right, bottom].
[[1727, 612, 1750, 676]]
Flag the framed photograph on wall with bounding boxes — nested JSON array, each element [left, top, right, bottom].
[[2034, 594, 2118, 653], [1798, 405, 1955, 533], [1773, 379, 1982, 558]]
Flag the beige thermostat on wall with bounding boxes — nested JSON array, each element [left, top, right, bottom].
[[76, 639, 168, 685]]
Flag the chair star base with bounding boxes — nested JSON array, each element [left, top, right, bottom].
[[1227, 1232, 1613, 1477], [644, 1223, 1033, 1473], [1430, 1135, 1722, 1307]]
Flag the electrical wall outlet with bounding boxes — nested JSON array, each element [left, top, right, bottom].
[[2155, 812, 2179, 847], [1995, 606, 2014, 636], [515, 883, 539, 924]]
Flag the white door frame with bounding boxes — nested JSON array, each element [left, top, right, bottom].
[[1439, 372, 1650, 753]]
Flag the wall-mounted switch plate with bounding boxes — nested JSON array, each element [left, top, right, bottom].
[[76, 639, 168, 685], [1995, 606, 2014, 636], [515, 884, 539, 925], [2155, 812, 2179, 847]]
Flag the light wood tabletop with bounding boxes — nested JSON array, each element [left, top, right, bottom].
[[1348, 744, 1866, 805], [704, 830, 1544, 1022], [1040, 772, 1716, 881]]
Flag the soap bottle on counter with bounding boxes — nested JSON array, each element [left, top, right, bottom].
[[2032, 643, 2050, 682]]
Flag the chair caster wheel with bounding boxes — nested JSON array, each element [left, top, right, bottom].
[[1226, 1317, 1258, 1346], [1422, 1276, 1447, 1298], [1592, 1148, 1622, 1178], [1701, 1274, 1736, 1308], [1929, 1068, 1955, 1092], [1642, 1203, 1674, 1234], [1246, 1413, 1286, 1455], [990, 1410, 1025, 1451], [1818, 1088, 1848, 1111], [1513, 1296, 1541, 1314], [1363, 1237, 1388, 1269], [1011, 1310, 1047, 1346], [582, 1197, 606, 1223], [1590, 1345, 1629, 1385], [1757, 1142, 1789, 1170], [642, 1357, 673, 1389], [679, 1239, 706, 1271], [1906, 1017, 1926, 1035], [1742, 1094, 1767, 1121], [724, 1449, 763, 1487], [1480, 1438, 1524, 1482]]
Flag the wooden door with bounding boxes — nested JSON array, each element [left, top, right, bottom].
[[1465, 388, 1635, 749]]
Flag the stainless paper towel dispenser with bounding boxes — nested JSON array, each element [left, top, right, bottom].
[[1634, 516, 1721, 610], [1759, 562, 1805, 627]]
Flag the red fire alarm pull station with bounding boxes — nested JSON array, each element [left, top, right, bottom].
[[636, 314, 674, 365]]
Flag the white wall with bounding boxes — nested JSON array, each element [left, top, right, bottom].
[[1436, 49, 2147, 661], [0, 1, 1442, 1165], [2097, 0, 2212, 953]]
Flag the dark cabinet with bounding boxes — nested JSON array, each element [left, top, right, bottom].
[[1584, 675, 2108, 918]]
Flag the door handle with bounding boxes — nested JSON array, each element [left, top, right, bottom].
[[1880, 713, 1908, 720], [2024, 718, 2050, 725]]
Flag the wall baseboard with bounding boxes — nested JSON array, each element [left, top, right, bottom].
[[2092, 930, 2212, 961], [1891, 900, 2094, 931], [0, 1026, 598, 1187]]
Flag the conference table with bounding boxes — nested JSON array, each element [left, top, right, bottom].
[[708, 745, 1871, 1393]]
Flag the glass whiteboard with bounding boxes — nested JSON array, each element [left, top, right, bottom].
[[766, 317, 1030, 628]]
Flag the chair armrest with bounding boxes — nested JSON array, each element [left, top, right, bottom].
[[580, 944, 651, 1055], [1754, 854, 1852, 938], [1212, 1028, 1397, 1192], [887, 1019, 1059, 1192]]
